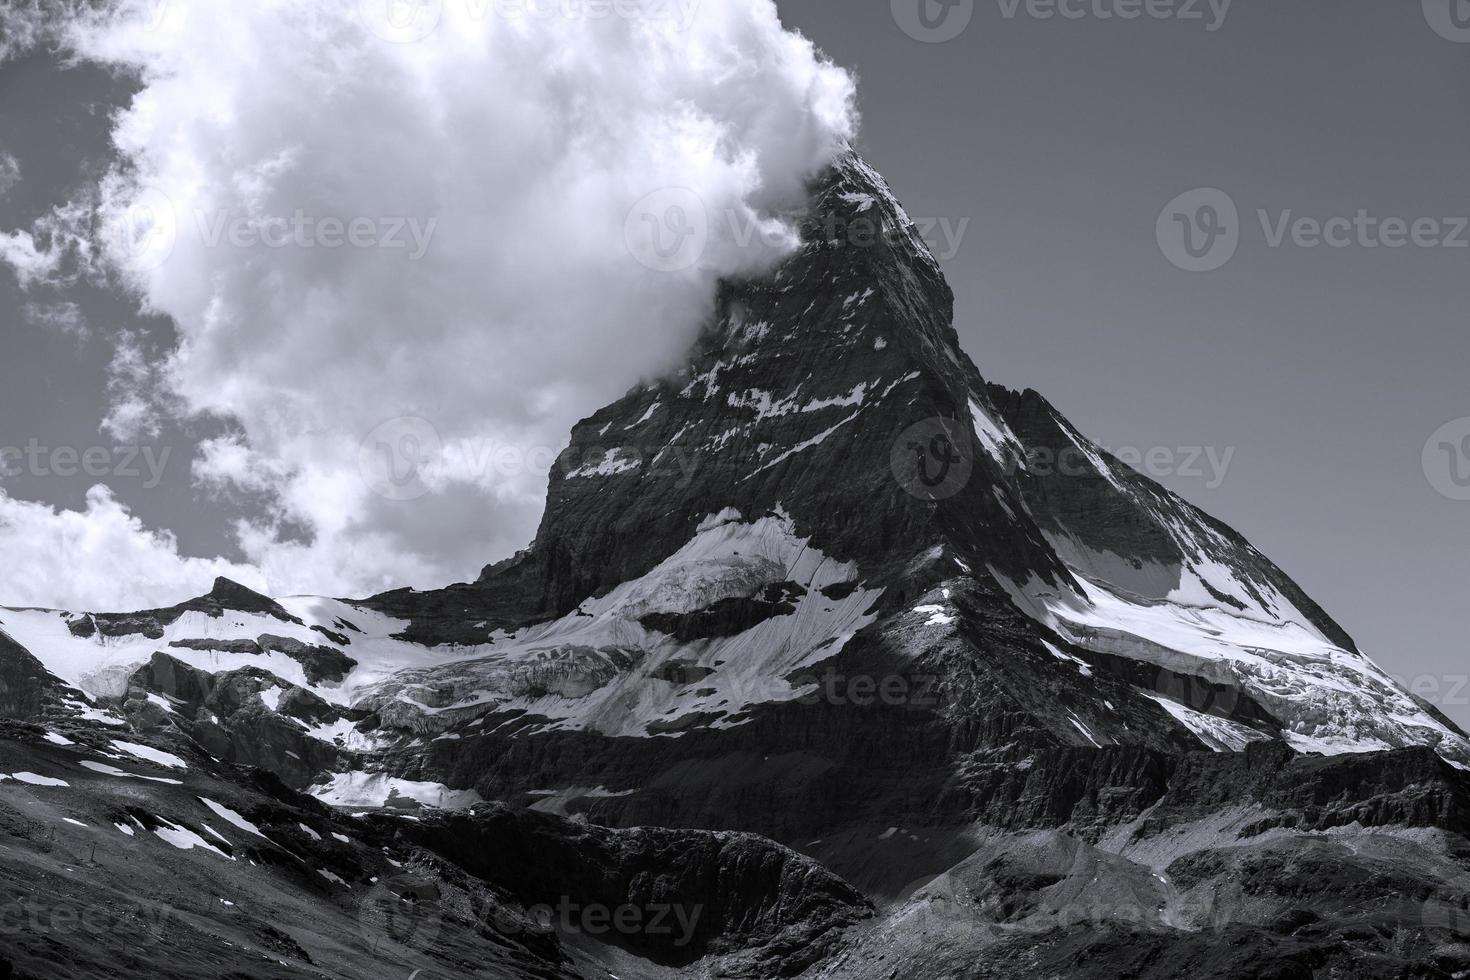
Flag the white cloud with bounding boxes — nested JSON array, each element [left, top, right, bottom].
[[0, 229, 62, 287], [0, 486, 265, 611], [0, 197, 96, 288], [101, 329, 178, 440], [21, 300, 89, 339], [0, 152, 19, 197], [0, 3, 51, 64], [0, 0, 856, 607]]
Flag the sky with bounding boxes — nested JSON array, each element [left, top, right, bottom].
[[1, 0, 1467, 726]]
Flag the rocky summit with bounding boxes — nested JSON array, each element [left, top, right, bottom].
[[3, 155, 1470, 979]]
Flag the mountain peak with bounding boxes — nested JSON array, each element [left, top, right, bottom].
[[360, 153, 1470, 769]]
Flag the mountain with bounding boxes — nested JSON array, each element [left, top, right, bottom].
[[3, 154, 1470, 979]]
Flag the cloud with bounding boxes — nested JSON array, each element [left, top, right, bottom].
[[0, 0, 856, 607], [101, 328, 179, 440], [22, 300, 87, 337], [0, 485, 265, 611], [0, 3, 52, 64], [0, 152, 18, 197], [0, 197, 96, 288]]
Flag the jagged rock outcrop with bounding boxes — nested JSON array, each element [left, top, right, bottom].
[[68, 577, 302, 640], [0, 629, 60, 720], [129, 652, 348, 787]]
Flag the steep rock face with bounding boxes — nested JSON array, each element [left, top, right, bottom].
[[0, 629, 61, 720], [129, 652, 349, 787], [987, 386, 1357, 651]]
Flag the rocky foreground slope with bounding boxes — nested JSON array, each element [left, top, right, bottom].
[[4, 154, 1470, 978]]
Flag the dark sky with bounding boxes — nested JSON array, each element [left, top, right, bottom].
[[1, 1, 1467, 726], [777, 0, 1470, 725]]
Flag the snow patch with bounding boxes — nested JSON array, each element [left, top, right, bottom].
[[5, 772, 69, 787], [110, 741, 187, 770], [199, 798, 268, 839], [153, 819, 234, 861], [78, 760, 183, 785], [310, 772, 483, 810]]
